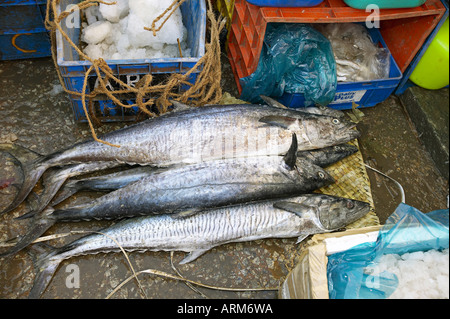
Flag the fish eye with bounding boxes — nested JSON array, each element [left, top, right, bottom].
[[332, 118, 340, 124], [347, 201, 355, 209], [318, 172, 325, 178]]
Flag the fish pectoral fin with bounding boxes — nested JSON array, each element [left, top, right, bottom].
[[259, 115, 297, 130], [179, 249, 209, 264], [273, 201, 312, 217], [171, 208, 203, 219], [296, 234, 309, 244]]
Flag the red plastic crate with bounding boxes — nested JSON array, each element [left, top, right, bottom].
[[228, 0, 446, 79]]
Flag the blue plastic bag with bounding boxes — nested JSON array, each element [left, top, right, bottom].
[[327, 203, 449, 299], [239, 23, 337, 106]]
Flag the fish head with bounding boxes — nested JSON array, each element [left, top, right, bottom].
[[259, 113, 359, 148], [278, 134, 334, 189], [282, 157, 334, 188], [279, 133, 334, 189], [328, 143, 359, 158], [316, 196, 371, 231], [300, 115, 361, 148]]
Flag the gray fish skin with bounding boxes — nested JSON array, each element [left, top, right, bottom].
[[28, 194, 371, 298], [2, 104, 359, 216]]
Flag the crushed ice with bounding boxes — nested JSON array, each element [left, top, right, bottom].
[[81, 0, 191, 60], [365, 248, 449, 299]]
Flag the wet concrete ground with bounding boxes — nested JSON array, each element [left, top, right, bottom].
[[0, 56, 448, 299]]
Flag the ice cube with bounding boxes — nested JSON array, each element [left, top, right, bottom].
[[82, 21, 112, 45]]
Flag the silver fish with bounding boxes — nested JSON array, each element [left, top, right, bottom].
[[1, 104, 359, 216], [44, 143, 357, 207], [27, 193, 371, 298], [1, 134, 334, 257]]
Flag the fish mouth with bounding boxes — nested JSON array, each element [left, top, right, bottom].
[[345, 122, 358, 130], [339, 118, 358, 131], [336, 123, 360, 140]]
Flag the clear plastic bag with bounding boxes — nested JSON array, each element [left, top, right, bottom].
[[327, 203, 449, 299], [239, 23, 337, 106], [315, 23, 391, 82]]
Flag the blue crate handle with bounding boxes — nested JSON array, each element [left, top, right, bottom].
[[35, 0, 46, 23], [34, 0, 52, 45]]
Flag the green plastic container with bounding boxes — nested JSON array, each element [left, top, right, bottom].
[[410, 18, 449, 90], [343, 0, 426, 9]]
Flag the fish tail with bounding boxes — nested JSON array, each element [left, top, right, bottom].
[[26, 243, 61, 299], [0, 208, 56, 257], [49, 180, 80, 207], [0, 144, 51, 216]]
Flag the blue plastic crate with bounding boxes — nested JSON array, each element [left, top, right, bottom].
[[70, 98, 143, 122], [0, 0, 47, 30], [0, 28, 51, 60], [0, 0, 51, 60], [68, 72, 199, 122], [276, 26, 403, 110], [56, 0, 206, 122], [246, 0, 324, 6]]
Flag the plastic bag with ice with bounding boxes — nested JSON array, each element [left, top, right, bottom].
[[327, 203, 449, 299]]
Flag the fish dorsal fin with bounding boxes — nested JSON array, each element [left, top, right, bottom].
[[170, 100, 193, 112], [260, 95, 288, 109], [273, 201, 313, 217], [259, 115, 297, 129], [171, 208, 203, 219], [283, 133, 298, 170]]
